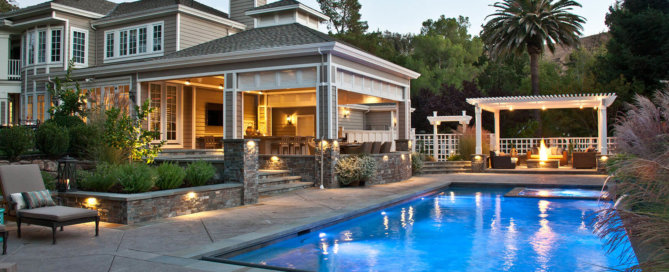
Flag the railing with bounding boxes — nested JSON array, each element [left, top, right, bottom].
[[413, 134, 616, 161], [8, 59, 20, 80], [345, 129, 398, 151]]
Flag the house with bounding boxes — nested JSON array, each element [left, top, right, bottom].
[[0, 0, 419, 153]]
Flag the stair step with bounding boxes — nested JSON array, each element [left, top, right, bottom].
[[259, 182, 314, 196], [259, 170, 290, 179], [258, 176, 303, 188], [420, 169, 471, 174]]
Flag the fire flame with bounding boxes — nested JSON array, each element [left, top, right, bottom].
[[539, 139, 549, 161]]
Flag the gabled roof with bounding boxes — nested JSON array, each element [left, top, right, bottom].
[[247, 0, 301, 12], [0, 0, 116, 18], [156, 23, 334, 60], [106, 0, 229, 19]]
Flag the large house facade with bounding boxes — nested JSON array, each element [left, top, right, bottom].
[[0, 0, 419, 151]]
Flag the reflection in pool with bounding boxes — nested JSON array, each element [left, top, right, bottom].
[[517, 188, 608, 199], [226, 187, 634, 271]]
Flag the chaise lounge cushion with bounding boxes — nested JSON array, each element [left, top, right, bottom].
[[0, 224, 5, 232], [18, 206, 98, 222]]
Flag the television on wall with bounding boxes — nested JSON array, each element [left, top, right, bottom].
[[206, 103, 223, 126]]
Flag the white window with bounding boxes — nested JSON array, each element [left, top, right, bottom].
[[51, 29, 61, 62], [27, 32, 34, 65], [71, 28, 88, 67], [105, 33, 114, 58], [104, 21, 164, 63], [37, 31, 46, 63], [148, 83, 180, 144]]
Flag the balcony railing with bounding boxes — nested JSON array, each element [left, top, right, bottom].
[[8, 59, 20, 80]]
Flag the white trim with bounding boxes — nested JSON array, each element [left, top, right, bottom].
[[176, 13, 181, 51], [466, 94, 617, 111], [138, 63, 319, 83], [245, 4, 329, 21], [92, 6, 176, 27], [333, 64, 409, 90], [50, 3, 105, 19], [69, 27, 88, 68], [332, 43, 420, 79]]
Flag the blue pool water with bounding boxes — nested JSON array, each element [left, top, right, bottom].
[[228, 187, 635, 271]]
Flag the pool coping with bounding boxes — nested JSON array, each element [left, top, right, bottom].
[[180, 182, 454, 261]]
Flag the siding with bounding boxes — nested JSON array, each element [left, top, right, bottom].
[[272, 107, 315, 136], [331, 55, 410, 87], [57, 11, 97, 67], [94, 15, 177, 65], [179, 13, 231, 50], [195, 87, 224, 138], [338, 107, 363, 130], [230, 0, 267, 29], [366, 111, 391, 130]]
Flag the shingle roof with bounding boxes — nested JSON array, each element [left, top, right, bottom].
[[247, 0, 301, 12], [0, 0, 117, 17], [156, 23, 334, 60], [106, 0, 228, 19]]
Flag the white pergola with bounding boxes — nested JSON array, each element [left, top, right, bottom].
[[427, 111, 472, 159], [466, 93, 617, 155]]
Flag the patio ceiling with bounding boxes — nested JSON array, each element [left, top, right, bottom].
[[466, 93, 617, 112]]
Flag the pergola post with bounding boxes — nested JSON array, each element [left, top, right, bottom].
[[598, 103, 608, 155], [432, 111, 438, 160], [475, 104, 482, 154], [493, 110, 500, 152]]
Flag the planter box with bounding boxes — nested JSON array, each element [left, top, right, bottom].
[[57, 183, 243, 224]]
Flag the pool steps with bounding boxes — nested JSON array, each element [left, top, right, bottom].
[[258, 170, 313, 196]]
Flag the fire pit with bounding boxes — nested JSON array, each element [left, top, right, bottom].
[[526, 159, 559, 168]]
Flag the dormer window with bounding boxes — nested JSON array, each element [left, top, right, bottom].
[[104, 21, 164, 63]]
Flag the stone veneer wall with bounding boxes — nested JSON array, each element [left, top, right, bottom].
[[259, 155, 316, 183], [57, 183, 243, 224], [340, 152, 412, 186]]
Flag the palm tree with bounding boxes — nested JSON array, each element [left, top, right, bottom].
[[481, 0, 585, 134]]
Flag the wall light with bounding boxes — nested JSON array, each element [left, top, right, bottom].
[[393, 118, 398, 128], [474, 155, 482, 161], [383, 155, 389, 161], [600, 156, 608, 162], [86, 197, 98, 206], [332, 140, 339, 148], [186, 192, 196, 200], [401, 154, 406, 160], [185, 80, 191, 86], [408, 140, 413, 149], [270, 156, 280, 162], [342, 109, 350, 118], [247, 140, 256, 149], [286, 115, 293, 125]]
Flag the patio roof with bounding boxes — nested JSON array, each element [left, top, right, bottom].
[[466, 93, 617, 112]]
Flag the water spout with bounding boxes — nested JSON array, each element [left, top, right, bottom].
[[598, 175, 614, 203], [613, 195, 627, 209]]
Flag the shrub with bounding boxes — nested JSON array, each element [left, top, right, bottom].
[[50, 115, 84, 128], [35, 122, 70, 157], [86, 109, 128, 164], [41, 171, 56, 191], [446, 154, 463, 161], [117, 163, 156, 193], [0, 126, 35, 161], [457, 125, 490, 160], [185, 161, 216, 187], [155, 162, 186, 190], [335, 154, 376, 186], [68, 124, 98, 158], [79, 163, 119, 192], [411, 153, 423, 175]]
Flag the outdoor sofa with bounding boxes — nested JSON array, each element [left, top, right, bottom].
[[0, 164, 99, 244]]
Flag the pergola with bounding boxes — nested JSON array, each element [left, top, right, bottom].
[[466, 93, 617, 156], [427, 111, 472, 159]]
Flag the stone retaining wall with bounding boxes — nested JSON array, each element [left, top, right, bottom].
[[57, 183, 243, 224], [0, 159, 59, 173], [259, 155, 316, 183], [341, 152, 412, 186]]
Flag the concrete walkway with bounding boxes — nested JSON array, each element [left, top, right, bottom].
[[0, 173, 606, 272]]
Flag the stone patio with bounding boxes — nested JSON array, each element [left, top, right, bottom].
[[0, 173, 607, 272]]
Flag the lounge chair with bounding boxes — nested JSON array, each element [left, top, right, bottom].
[[0, 164, 99, 244], [0, 224, 7, 254]]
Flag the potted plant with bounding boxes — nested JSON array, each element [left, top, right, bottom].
[[335, 154, 376, 187]]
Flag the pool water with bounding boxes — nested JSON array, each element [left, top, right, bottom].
[[228, 187, 635, 272], [515, 188, 609, 199]]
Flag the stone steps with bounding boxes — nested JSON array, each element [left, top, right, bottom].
[[258, 169, 313, 196], [420, 161, 472, 174]]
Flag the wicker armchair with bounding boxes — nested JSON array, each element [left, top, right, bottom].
[[572, 152, 597, 169], [489, 151, 516, 169]]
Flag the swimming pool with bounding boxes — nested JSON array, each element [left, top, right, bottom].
[[222, 187, 635, 271]]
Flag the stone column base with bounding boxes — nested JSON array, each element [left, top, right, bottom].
[[471, 154, 488, 172]]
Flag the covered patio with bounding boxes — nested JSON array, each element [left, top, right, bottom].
[[466, 94, 617, 170]]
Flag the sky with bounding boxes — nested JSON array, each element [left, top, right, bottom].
[[16, 0, 616, 37]]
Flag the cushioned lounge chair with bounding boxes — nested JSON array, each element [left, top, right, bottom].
[[0, 224, 7, 254], [0, 164, 99, 244], [489, 151, 516, 169]]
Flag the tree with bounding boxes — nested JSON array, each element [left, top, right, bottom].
[[103, 100, 164, 164], [599, 0, 669, 96], [481, 0, 585, 135], [317, 0, 368, 35], [0, 0, 18, 12]]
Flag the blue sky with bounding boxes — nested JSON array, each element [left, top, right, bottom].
[[18, 0, 616, 37]]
